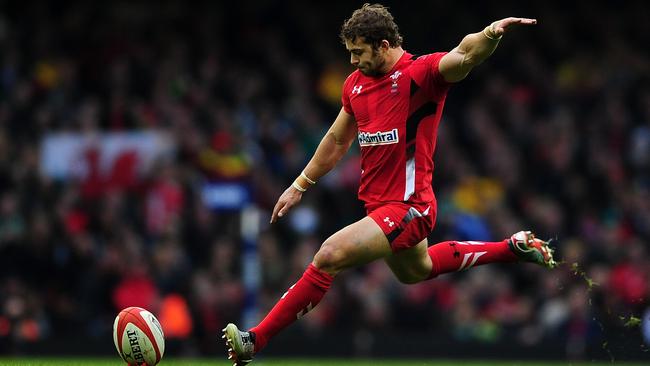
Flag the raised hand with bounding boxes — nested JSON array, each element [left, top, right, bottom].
[[487, 17, 537, 38]]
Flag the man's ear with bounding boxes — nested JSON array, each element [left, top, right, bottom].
[[380, 39, 391, 51]]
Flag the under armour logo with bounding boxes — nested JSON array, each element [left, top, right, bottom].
[[351, 85, 363, 95], [457, 251, 488, 271], [383, 217, 394, 227]]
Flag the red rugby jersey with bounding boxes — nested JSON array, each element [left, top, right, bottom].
[[342, 51, 450, 205]]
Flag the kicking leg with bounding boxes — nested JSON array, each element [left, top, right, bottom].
[[377, 201, 517, 282], [426, 231, 557, 277], [385, 231, 556, 284], [425, 239, 517, 277], [384, 237, 519, 283], [224, 216, 392, 364]]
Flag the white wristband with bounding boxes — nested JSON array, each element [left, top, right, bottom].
[[301, 171, 316, 185], [292, 181, 307, 192], [483, 24, 502, 41]]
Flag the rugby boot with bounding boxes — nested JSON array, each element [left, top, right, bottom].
[[222, 323, 256, 366], [508, 230, 557, 268]]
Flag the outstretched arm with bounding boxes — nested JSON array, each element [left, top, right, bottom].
[[270, 107, 357, 223], [439, 17, 537, 83]]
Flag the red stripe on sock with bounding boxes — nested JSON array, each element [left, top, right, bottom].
[[250, 264, 333, 352], [427, 240, 517, 278]]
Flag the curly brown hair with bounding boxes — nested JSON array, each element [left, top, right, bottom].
[[340, 3, 403, 49]]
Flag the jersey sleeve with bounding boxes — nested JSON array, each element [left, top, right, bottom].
[[341, 73, 355, 115], [411, 52, 451, 102]]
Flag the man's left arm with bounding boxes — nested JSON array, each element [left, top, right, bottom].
[[438, 17, 536, 83]]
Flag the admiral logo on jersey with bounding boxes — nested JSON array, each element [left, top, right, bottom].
[[358, 129, 399, 147]]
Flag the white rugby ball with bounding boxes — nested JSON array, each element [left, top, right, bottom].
[[113, 307, 165, 365]]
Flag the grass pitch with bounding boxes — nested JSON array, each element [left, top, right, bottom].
[[0, 359, 647, 366]]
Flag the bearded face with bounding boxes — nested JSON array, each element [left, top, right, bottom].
[[345, 38, 388, 76]]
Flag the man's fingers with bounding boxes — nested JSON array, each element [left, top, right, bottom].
[[270, 199, 296, 223], [493, 17, 537, 35], [516, 18, 537, 25], [278, 201, 293, 218], [501, 17, 537, 28], [270, 201, 285, 223]]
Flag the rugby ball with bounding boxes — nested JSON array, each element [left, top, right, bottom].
[[113, 307, 165, 365]]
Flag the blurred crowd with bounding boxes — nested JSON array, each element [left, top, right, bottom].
[[0, 0, 649, 360]]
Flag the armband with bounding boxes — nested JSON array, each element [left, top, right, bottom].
[[483, 24, 503, 41], [301, 171, 316, 185], [292, 181, 307, 192]]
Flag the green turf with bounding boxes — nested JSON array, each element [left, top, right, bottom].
[[0, 359, 647, 366]]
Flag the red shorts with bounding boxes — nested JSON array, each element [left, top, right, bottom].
[[366, 200, 437, 253]]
